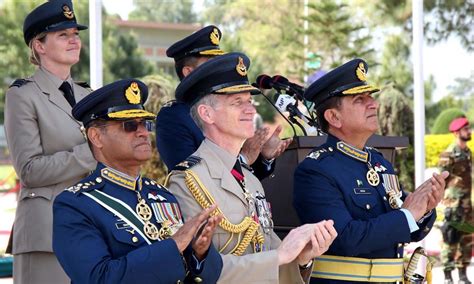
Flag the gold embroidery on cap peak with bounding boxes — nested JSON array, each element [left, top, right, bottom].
[[236, 57, 247, 76], [125, 82, 141, 104], [210, 28, 220, 45], [356, 62, 367, 82], [62, 5, 74, 19]]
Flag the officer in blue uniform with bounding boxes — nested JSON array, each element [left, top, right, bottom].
[[156, 25, 289, 179], [293, 59, 448, 283], [52, 79, 223, 283]]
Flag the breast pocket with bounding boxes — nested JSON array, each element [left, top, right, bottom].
[[110, 223, 146, 248], [349, 191, 379, 219]]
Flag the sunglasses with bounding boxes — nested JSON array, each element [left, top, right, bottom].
[[121, 119, 154, 132]]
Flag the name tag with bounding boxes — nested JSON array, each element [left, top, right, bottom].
[[353, 188, 371, 195]]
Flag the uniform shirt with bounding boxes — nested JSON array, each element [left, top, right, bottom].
[[53, 163, 222, 284], [4, 67, 96, 254], [439, 142, 472, 194], [293, 135, 435, 283], [156, 101, 274, 179], [168, 139, 306, 284]]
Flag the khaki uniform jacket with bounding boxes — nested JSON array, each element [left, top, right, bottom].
[[168, 139, 304, 284], [4, 67, 97, 254]]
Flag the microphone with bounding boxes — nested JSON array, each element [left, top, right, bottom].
[[272, 75, 305, 98], [255, 74, 294, 94], [274, 93, 317, 129]]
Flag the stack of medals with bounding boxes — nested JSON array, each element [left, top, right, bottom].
[[135, 191, 161, 240], [381, 174, 403, 209]]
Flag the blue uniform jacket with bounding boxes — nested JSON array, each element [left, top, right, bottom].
[[156, 101, 274, 179], [53, 163, 222, 284], [293, 135, 435, 283]]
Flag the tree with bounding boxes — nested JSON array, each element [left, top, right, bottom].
[[141, 74, 178, 181], [295, 0, 375, 73], [202, 0, 375, 125], [129, 0, 197, 23], [354, 0, 474, 51], [377, 84, 415, 191], [431, 108, 465, 134]]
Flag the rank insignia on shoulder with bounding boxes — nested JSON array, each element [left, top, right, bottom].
[[75, 81, 91, 89], [174, 155, 202, 171], [307, 147, 332, 160], [162, 100, 177, 108], [9, 78, 31, 88], [65, 179, 102, 194], [143, 178, 167, 191]]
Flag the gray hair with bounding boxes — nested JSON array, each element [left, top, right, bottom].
[[190, 94, 219, 132]]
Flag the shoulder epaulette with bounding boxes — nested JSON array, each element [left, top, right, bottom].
[[162, 100, 177, 108], [64, 175, 105, 195], [9, 79, 31, 88], [174, 155, 202, 171], [142, 177, 166, 191], [75, 81, 91, 89], [306, 145, 334, 161]]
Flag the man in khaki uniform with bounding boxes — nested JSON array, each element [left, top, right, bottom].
[[439, 117, 472, 284], [167, 52, 337, 283]]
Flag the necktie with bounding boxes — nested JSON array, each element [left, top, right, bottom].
[[231, 159, 245, 188], [59, 81, 76, 107]]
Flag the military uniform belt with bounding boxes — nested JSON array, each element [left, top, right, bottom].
[[312, 255, 404, 282]]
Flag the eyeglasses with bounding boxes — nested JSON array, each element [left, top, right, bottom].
[[121, 119, 154, 132]]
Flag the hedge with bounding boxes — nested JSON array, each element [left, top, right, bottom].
[[425, 134, 474, 167]]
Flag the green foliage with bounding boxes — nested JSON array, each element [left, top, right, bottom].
[[355, 0, 474, 51], [377, 84, 415, 191], [297, 0, 375, 73], [140, 74, 178, 182], [425, 133, 474, 168], [426, 96, 463, 133], [431, 108, 465, 134], [424, 0, 474, 51], [451, 221, 474, 234], [129, 0, 197, 23], [372, 34, 412, 96]]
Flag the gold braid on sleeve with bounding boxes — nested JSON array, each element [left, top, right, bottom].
[[183, 170, 264, 256]]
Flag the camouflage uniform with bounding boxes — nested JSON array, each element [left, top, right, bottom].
[[439, 142, 472, 271]]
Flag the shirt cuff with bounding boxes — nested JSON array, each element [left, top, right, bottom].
[[400, 208, 420, 233]]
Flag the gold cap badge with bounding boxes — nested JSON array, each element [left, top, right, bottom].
[[62, 5, 74, 19], [356, 62, 367, 82], [210, 28, 220, 45], [236, 57, 247, 76], [125, 82, 141, 104]]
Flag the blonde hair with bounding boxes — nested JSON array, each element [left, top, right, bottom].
[[28, 32, 48, 66]]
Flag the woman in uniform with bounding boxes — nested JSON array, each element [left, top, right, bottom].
[[4, 1, 96, 283]]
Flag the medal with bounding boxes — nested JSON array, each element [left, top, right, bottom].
[[382, 174, 404, 209], [366, 168, 380, 186], [136, 199, 152, 221], [135, 191, 160, 240]]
